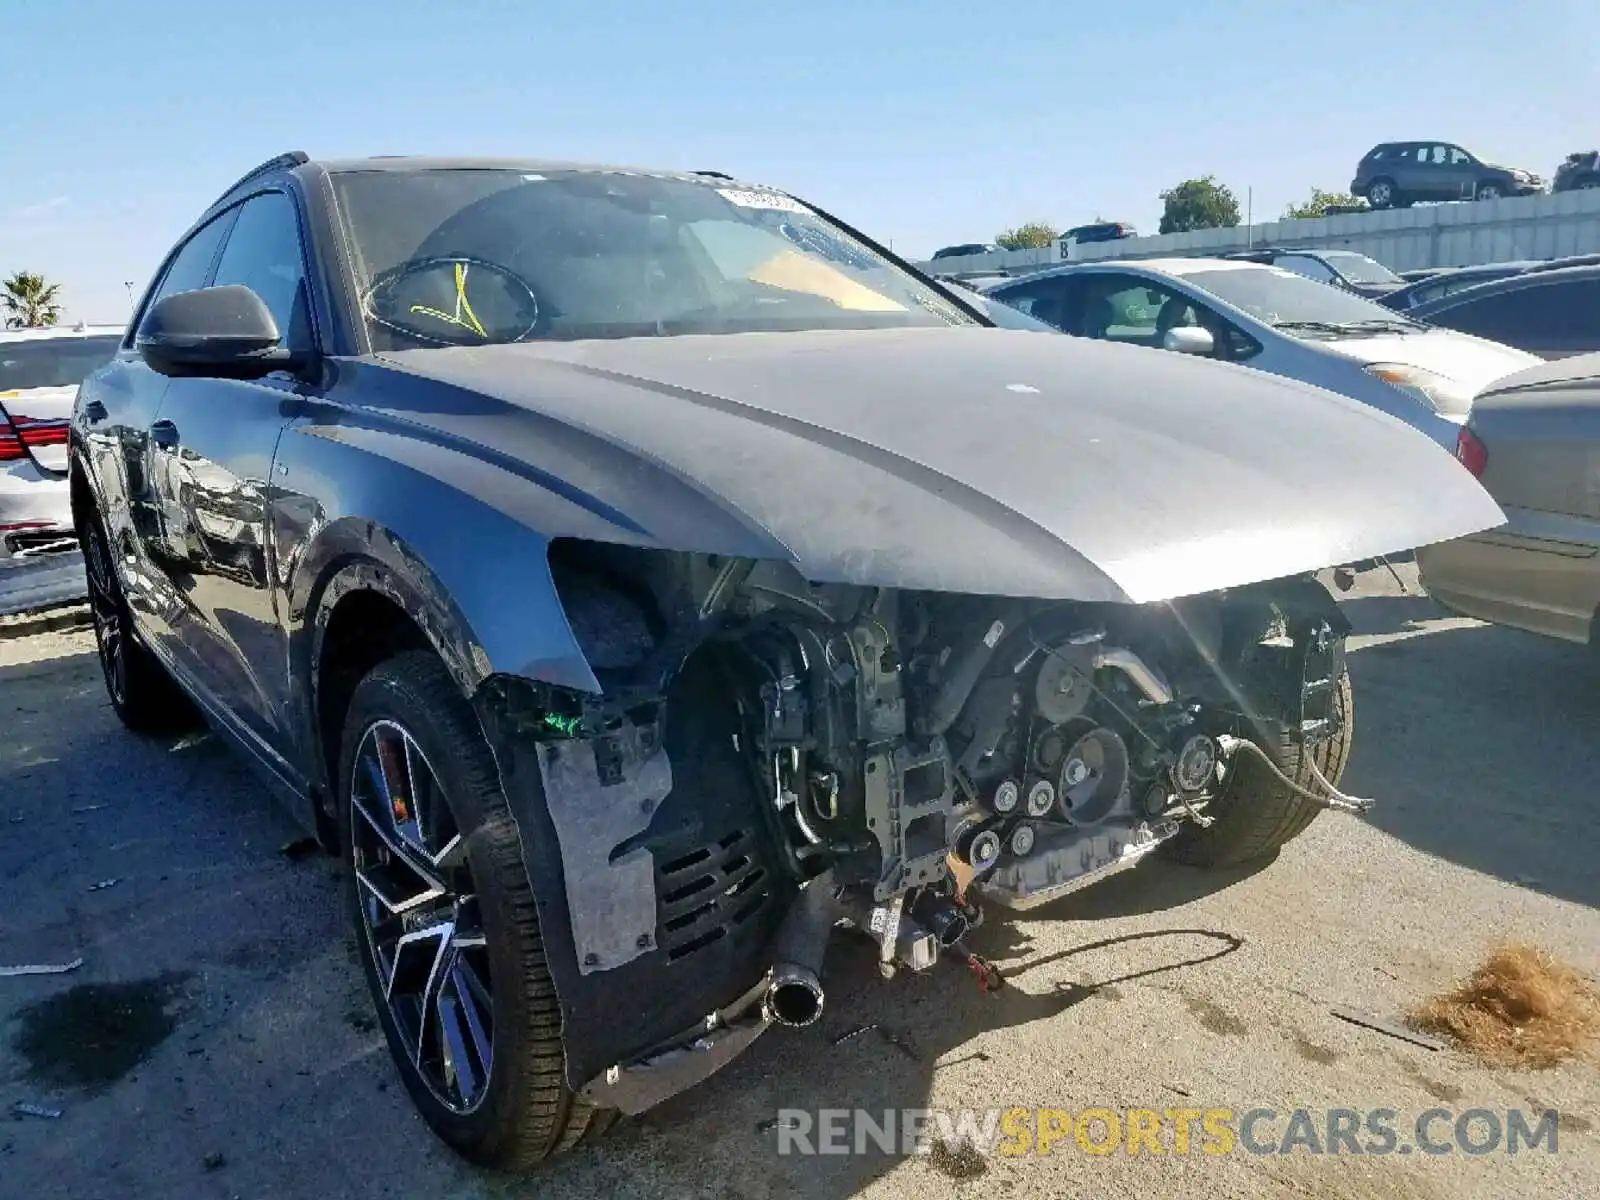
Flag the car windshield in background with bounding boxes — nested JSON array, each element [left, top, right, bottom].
[[331, 169, 978, 347], [0, 335, 121, 390], [1321, 252, 1401, 285], [1185, 268, 1422, 337]]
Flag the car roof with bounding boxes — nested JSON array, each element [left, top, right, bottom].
[[313, 155, 742, 182], [1413, 263, 1600, 313], [0, 323, 125, 343], [984, 257, 1272, 289]]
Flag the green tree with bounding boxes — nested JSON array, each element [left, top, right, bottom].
[[2, 271, 63, 329], [1283, 187, 1365, 219], [1157, 177, 1241, 234], [995, 222, 1060, 250]]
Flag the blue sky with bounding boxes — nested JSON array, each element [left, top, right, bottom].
[[6, 0, 1597, 322]]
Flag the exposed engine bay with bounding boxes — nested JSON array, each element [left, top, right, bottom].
[[507, 548, 1365, 1113]]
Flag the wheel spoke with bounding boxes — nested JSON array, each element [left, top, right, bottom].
[[350, 717, 494, 1114]]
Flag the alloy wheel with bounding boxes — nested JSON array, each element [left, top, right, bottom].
[[350, 719, 495, 1114], [1369, 182, 1392, 207], [83, 518, 127, 707]]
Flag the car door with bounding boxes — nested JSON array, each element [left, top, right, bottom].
[[142, 189, 312, 777], [78, 211, 236, 645], [1443, 146, 1478, 199]]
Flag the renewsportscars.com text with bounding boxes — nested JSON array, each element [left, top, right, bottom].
[[772, 1106, 1562, 1158]]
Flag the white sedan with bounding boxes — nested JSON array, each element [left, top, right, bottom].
[[984, 258, 1539, 449], [1, 324, 122, 612]]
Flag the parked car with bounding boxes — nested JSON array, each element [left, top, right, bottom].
[[72, 151, 1500, 1171], [983, 257, 1539, 447], [1407, 265, 1600, 359], [1352, 142, 1543, 209], [1419, 354, 1600, 644], [1, 324, 121, 611], [1223, 247, 1404, 300], [1381, 261, 1543, 311], [930, 242, 999, 260], [1552, 151, 1600, 193], [1060, 221, 1136, 253]]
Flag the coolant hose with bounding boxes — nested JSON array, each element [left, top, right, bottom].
[[1216, 735, 1375, 814], [763, 871, 841, 1028]]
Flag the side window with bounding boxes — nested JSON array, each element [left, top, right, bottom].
[[992, 277, 1078, 331], [1529, 280, 1600, 340], [210, 191, 312, 350], [1273, 255, 1337, 284], [1449, 147, 1473, 165], [133, 213, 234, 340]]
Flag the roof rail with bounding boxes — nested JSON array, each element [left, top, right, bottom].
[[691, 170, 734, 180], [209, 151, 311, 208]]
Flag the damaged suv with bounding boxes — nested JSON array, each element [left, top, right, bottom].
[[71, 153, 1502, 1169]]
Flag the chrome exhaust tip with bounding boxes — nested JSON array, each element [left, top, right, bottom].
[[763, 964, 825, 1028]]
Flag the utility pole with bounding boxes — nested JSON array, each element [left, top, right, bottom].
[[123, 281, 136, 308], [1246, 188, 1254, 248]]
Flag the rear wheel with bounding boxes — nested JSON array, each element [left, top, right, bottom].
[[79, 503, 196, 735], [1365, 178, 1398, 209], [1168, 654, 1354, 869], [339, 651, 614, 1168]]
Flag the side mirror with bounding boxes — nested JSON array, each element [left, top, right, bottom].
[[137, 285, 302, 380], [1162, 325, 1216, 356]]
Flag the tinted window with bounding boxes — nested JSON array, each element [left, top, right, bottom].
[[990, 276, 1080, 330], [1450, 147, 1472, 165], [334, 169, 976, 347], [136, 214, 233, 336], [0, 335, 121, 390], [210, 192, 312, 349]]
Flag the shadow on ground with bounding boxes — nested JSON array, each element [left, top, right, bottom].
[[1337, 596, 1600, 909]]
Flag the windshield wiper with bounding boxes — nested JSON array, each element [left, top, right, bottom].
[[1336, 317, 1426, 335], [1270, 320, 1356, 336]]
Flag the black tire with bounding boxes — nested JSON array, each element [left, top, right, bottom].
[[1365, 178, 1399, 209], [79, 501, 198, 736], [1475, 181, 1503, 201], [1168, 664, 1354, 869], [338, 650, 614, 1169]]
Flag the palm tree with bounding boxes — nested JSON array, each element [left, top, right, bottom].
[[2, 271, 64, 328]]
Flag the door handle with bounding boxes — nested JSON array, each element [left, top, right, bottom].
[[149, 419, 180, 450]]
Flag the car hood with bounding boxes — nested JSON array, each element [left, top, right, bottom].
[[1317, 328, 1541, 408], [376, 328, 1503, 604]]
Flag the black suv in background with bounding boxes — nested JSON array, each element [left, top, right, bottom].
[[1553, 151, 1600, 193], [930, 242, 1000, 260], [1352, 142, 1542, 209]]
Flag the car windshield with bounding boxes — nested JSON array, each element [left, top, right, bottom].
[[331, 168, 979, 347], [1320, 252, 1400, 285], [0, 335, 121, 390], [1184, 267, 1423, 337]]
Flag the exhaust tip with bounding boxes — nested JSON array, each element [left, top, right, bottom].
[[764, 967, 825, 1028]]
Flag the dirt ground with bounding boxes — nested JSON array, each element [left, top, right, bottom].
[[2, 566, 1596, 1199]]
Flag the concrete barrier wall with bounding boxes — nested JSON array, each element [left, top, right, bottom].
[[915, 188, 1600, 277]]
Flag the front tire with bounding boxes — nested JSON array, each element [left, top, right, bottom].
[[1168, 663, 1354, 869], [338, 651, 614, 1169], [1475, 181, 1503, 200]]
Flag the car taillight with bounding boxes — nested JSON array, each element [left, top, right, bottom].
[[0, 416, 69, 462], [1455, 426, 1488, 478]]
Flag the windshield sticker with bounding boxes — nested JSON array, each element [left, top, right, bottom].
[[716, 187, 809, 213]]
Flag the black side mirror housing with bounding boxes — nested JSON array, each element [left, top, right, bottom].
[[137, 285, 306, 380]]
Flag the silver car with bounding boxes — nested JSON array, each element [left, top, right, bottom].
[[1418, 354, 1600, 645], [985, 258, 1540, 449]]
